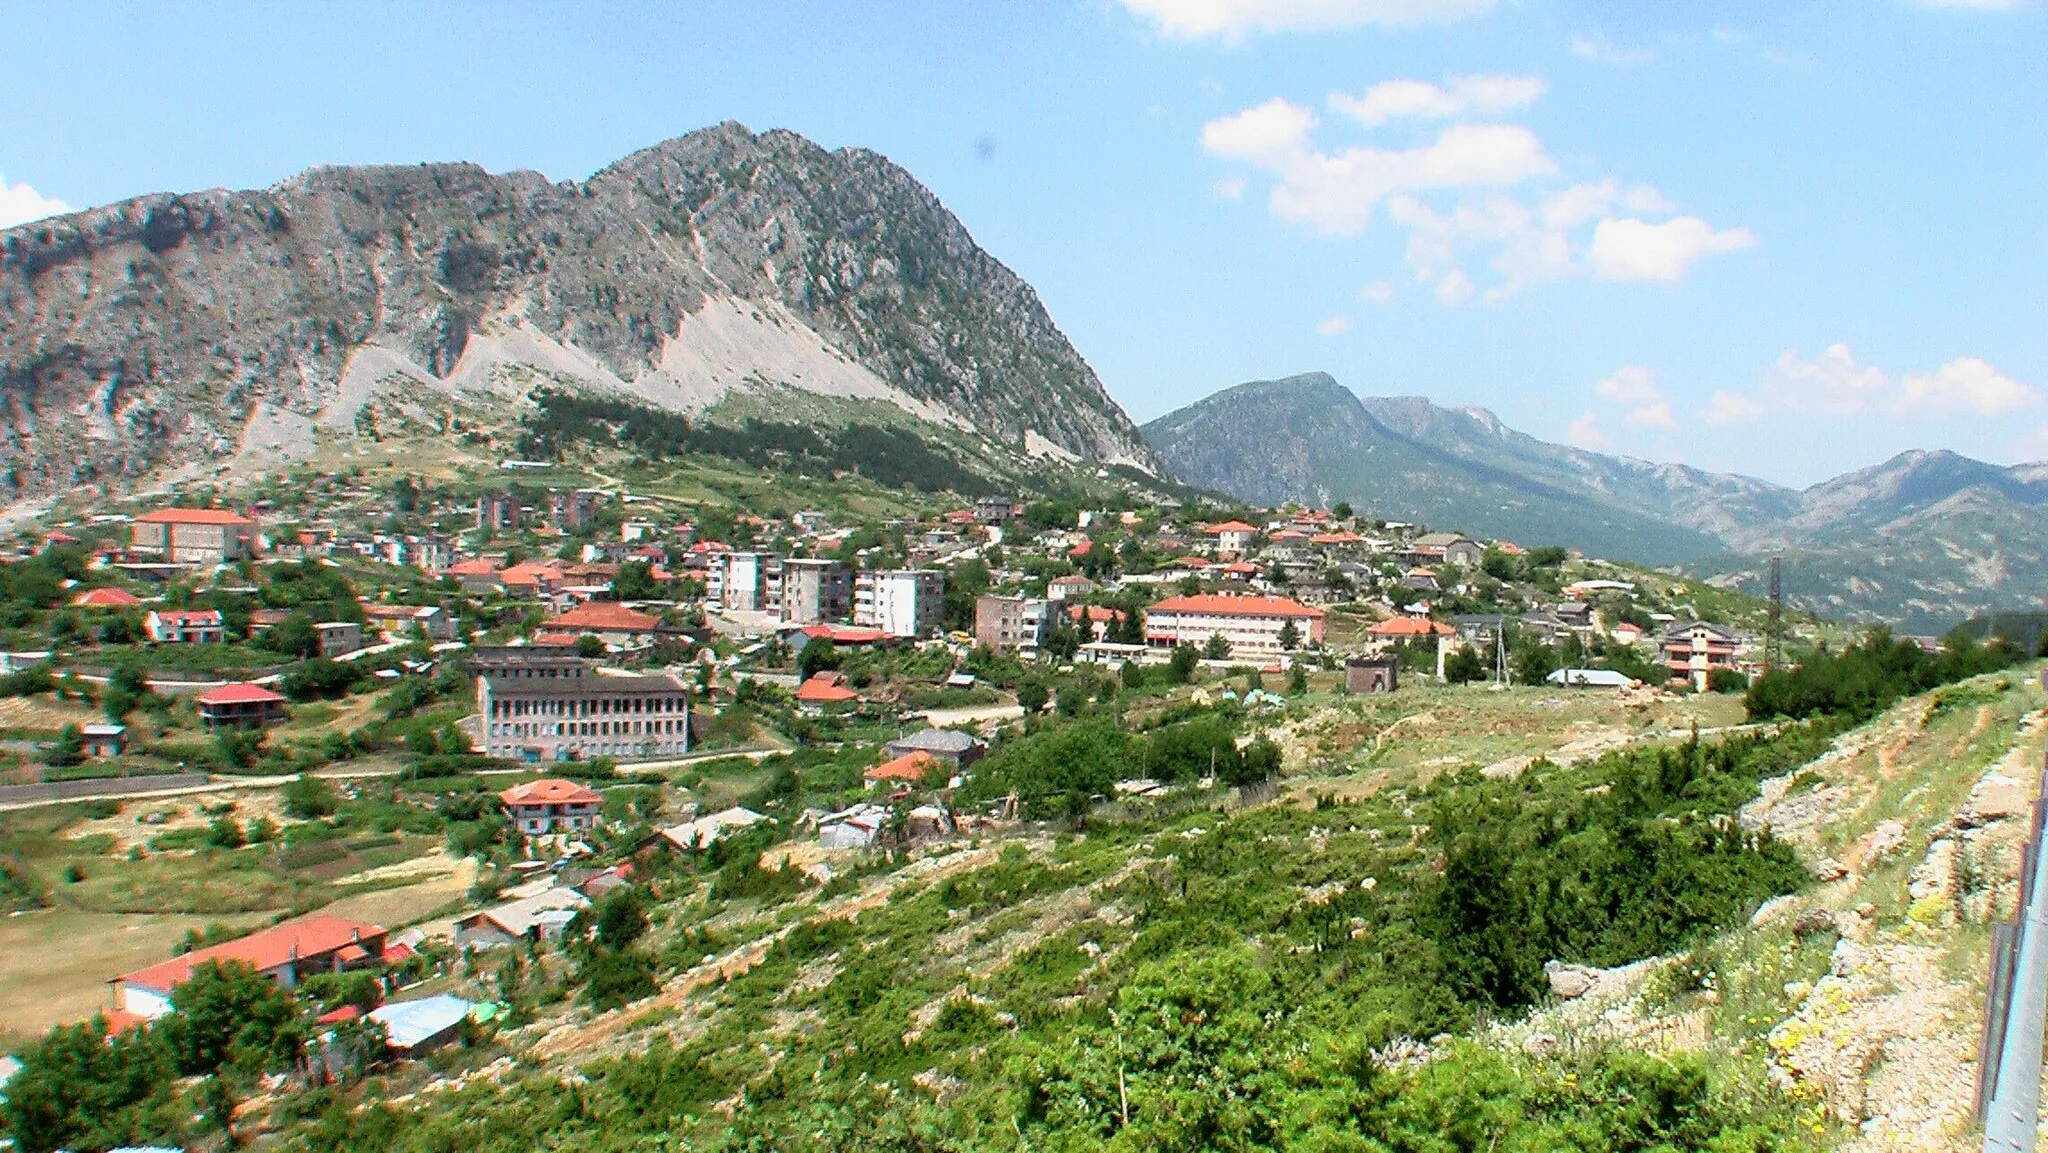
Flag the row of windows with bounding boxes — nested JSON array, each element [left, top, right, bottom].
[[490, 718, 688, 737], [489, 694, 686, 718]]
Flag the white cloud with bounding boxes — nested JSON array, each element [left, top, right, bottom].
[[1569, 33, 1656, 65], [1214, 175, 1250, 199], [1119, 0, 1494, 39], [1315, 314, 1352, 336], [1593, 365, 1678, 429], [1328, 74, 1546, 127], [1566, 411, 1610, 449], [1758, 344, 2039, 418], [1704, 391, 1766, 425], [1898, 357, 2041, 414], [1200, 97, 1317, 169], [0, 175, 73, 231], [1358, 280, 1395, 303], [1589, 215, 1758, 281]]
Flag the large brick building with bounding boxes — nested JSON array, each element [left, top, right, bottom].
[[473, 647, 692, 763]]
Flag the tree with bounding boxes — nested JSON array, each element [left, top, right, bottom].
[[615, 560, 660, 600], [206, 815, 245, 849], [1287, 663, 1308, 695], [574, 634, 607, 659], [102, 664, 152, 722], [1332, 501, 1353, 520], [1277, 619, 1302, 651], [0, 1016, 177, 1153], [1119, 660, 1146, 690], [1056, 681, 1088, 717], [43, 724, 84, 768], [160, 959, 307, 1077], [796, 637, 840, 680], [1203, 633, 1233, 661], [1167, 643, 1199, 685], [263, 613, 320, 660], [1239, 736, 1283, 783], [1444, 645, 1487, 684], [282, 775, 338, 819], [1016, 679, 1050, 715]]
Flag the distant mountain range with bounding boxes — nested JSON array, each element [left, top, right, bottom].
[[0, 122, 1159, 502], [1144, 373, 2048, 630]]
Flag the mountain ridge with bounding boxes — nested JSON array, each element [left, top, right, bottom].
[[0, 121, 1160, 501], [1144, 372, 2048, 627]]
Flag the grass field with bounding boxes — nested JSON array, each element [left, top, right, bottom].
[[0, 907, 266, 1050]]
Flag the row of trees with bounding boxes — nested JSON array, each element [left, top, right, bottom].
[[1745, 628, 2026, 721]]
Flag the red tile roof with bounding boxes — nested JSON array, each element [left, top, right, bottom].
[[499, 778, 603, 807], [866, 750, 937, 783], [72, 587, 142, 607], [1311, 532, 1365, 545], [151, 609, 222, 626], [136, 508, 253, 526], [1205, 520, 1258, 534], [541, 602, 660, 632], [117, 915, 386, 993], [1367, 617, 1456, 637], [795, 673, 859, 703], [197, 682, 287, 706], [447, 558, 501, 577], [1147, 594, 1324, 619], [500, 561, 565, 588]]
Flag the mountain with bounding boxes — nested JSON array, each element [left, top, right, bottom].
[[0, 122, 1158, 500], [1145, 373, 2048, 628], [1141, 373, 1731, 565]]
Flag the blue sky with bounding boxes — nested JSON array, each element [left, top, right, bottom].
[[2, 0, 2041, 486]]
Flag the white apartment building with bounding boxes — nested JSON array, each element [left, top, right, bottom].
[[854, 569, 945, 638]]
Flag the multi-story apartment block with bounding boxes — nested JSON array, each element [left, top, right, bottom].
[[854, 569, 945, 638], [550, 489, 602, 530], [974, 595, 1051, 655], [1143, 593, 1326, 657], [476, 492, 521, 533], [714, 552, 777, 612], [781, 558, 852, 625]]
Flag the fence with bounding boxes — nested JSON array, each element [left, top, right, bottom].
[[1975, 666, 2048, 1151]]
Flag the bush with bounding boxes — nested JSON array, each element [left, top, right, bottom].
[[282, 776, 339, 819]]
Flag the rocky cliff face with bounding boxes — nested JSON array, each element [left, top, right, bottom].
[[0, 122, 1157, 498]]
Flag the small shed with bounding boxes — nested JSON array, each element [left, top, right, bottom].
[[1344, 655, 1399, 694], [369, 994, 474, 1055], [81, 723, 127, 758]]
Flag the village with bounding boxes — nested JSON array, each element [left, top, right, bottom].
[[0, 467, 1822, 1135]]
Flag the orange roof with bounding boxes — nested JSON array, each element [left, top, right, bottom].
[[1147, 594, 1324, 619], [499, 778, 603, 807], [197, 682, 287, 706], [1072, 605, 1118, 623], [72, 587, 141, 607], [1311, 532, 1364, 545], [1206, 520, 1258, 534], [795, 673, 859, 703], [1367, 617, 1456, 637], [447, 558, 501, 577], [1173, 556, 1212, 568], [866, 750, 936, 783], [500, 561, 565, 587], [541, 601, 660, 632], [118, 915, 386, 993], [103, 1008, 151, 1035], [1222, 561, 1261, 576], [1270, 529, 1308, 541], [136, 508, 253, 526]]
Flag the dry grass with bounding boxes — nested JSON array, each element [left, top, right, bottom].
[[0, 907, 265, 1048]]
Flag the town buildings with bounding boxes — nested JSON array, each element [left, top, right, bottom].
[[130, 508, 256, 564], [533, 602, 664, 650], [974, 594, 1051, 655], [714, 552, 774, 612], [197, 683, 290, 729], [1143, 593, 1325, 658], [473, 647, 692, 762], [1660, 621, 1743, 690], [145, 608, 225, 644], [476, 492, 521, 533]]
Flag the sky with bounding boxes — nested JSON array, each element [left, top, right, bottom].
[[1, 0, 2042, 487]]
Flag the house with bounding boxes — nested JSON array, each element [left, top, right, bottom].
[[368, 994, 474, 1055], [1610, 621, 1647, 647], [71, 586, 142, 609], [448, 557, 505, 593], [145, 608, 224, 644], [197, 683, 289, 729], [476, 492, 521, 533], [364, 603, 457, 641], [533, 601, 662, 649], [1364, 616, 1456, 654], [454, 888, 589, 950], [315, 621, 363, 658], [853, 569, 946, 638], [1206, 520, 1258, 554], [112, 916, 388, 1019], [130, 508, 256, 564], [866, 750, 938, 787], [649, 806, 767, 852], [500, 779, 604, 834], [795, 671, 859, 715], [473, 647, 693, 762], [1660, 621, 1742, 690], [884, 728, 988, 771], [819, 803, 891, 850], [1344, 656, 1399, 694], [1143, 594, 1326, 657], [974, 595, 1051, 655], [550, 489, 601, 530], [1412, 533, 1483, 568], [81, 723, 127, 757], [1548, 668, 1638, 689], [1047, 574, 1098, 602]]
